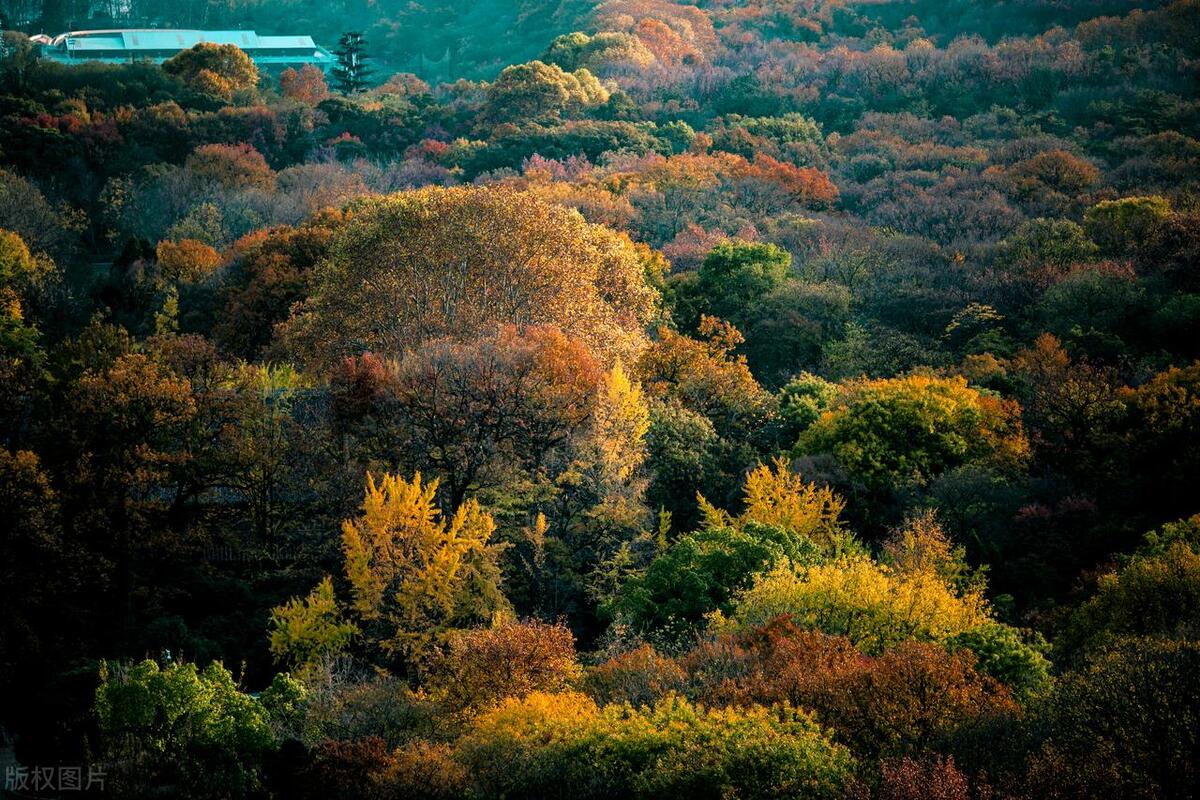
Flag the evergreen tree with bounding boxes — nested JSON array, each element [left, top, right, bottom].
[[332, 31, 372, 94]]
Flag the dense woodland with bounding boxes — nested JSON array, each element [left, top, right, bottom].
[[0, 0, 1199, 797]]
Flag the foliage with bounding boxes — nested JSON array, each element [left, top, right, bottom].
[[796, 374, 1029, 491], [607, 458, 844, 635], [1026, 638, 1200, 798], [3, 0, 1200, 793], [95, 659, 277, 798], [481, 60, 609, 125], [341, 471, 509, 664], [428, 619, 581, 712], [269, 576, 359, 668], [683, 621, 1018, 760], [1058, 516, 1200, 661], [163, 43, 258, 99], [285, 186, 658, 370], [583, 644, 686, 707], [457, 691, 857, 800], [1083, 195, 1173, 257], [716, 554, 990, 655]]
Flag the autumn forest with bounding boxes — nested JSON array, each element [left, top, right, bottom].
[[0, 0, 1198, 797]]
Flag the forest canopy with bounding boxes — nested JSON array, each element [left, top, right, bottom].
[[1, 0, 1198, 797]]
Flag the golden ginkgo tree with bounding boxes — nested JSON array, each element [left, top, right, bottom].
[[341, 471, 510, 664]]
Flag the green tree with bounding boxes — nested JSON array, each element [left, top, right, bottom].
[[95, 659, 277, 798], [672, 240, 792, 331], [1083, 195, 1172, 258], [1026, 639, 1200, 799], [458, 691, 856, 800], [332, 32, 373, 94], [778, 372, 838, 436], [480, 60, 609, 125], [716, 554, 991, 655], [796, 373, 1029, 491], [1058, 515, 1200, 661], [608, 459, 844, 635]]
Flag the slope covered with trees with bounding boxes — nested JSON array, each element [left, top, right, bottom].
[[1, 0, 1198, 797]]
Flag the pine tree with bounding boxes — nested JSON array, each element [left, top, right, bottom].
[[332, 31, 372, 94]]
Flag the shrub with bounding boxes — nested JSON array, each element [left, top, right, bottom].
[[457, 691, 856, 800], [584, 645, 687, 706], [94, 660, 276, 798]]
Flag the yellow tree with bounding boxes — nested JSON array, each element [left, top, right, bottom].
[[591, 359, 651, 489], [268, 576, 358, 668], [738, 458, 847, 550], [283, 186, 658, 372], [164, 43, 258, 99], [341, 472, 509, 663]]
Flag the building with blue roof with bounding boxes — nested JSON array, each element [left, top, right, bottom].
[[38, 29, 335, 71]]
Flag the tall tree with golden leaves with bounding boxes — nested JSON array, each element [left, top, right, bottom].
[[341, 471, 509, 664]]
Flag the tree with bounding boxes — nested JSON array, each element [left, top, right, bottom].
[[0, 168, 84, 262], [63, 352, 196, 642], [184, 143, 275, 190], [0, 448, 61, 698], [332, 32, 373, 94], [990, 218, 1100, 303], [686, 622, 1016, 761], [607, 459, 844, 634], [269, 576, 359, 669], [583, 645, 686, 706], [796, 374, 1029, 492], [156, 239, 222, 282], [213, 210, 344, 360], [457, 692, 856, 800], [284, 187, 658, 371], [1026, 639, 1200, 799], [779, 372, 838, 439], [717, 554, 991, 655], [428, 620, 581, 712], [1116, 363, 1200, 521], [881, 509, 981, 594], [1008, 332, 1124, 480], [589, 360, 651, 490], [1058, 516, 1200, 661], [0, 229, 51, 430], [608, 521, 812, 636], [737, 458, 847, 549], [279, 64, 330, 104], [95, 659, 277, 798], [340, 471, 509, 664], [480, 60, 609, 125], [163, 43, 258, 99], [637, 317, 775, 442], [672, 240, 792, 331], [1083, 195, 1172, 259], [541, 31, 656, 73], [385, 324, 603, 506]]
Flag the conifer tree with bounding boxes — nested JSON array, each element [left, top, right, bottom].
[[332, 31, 373, 94]]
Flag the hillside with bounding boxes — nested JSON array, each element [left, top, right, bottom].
[[1, 0, 1198, 797]]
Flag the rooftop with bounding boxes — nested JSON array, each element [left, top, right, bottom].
[[39, 29, 335, 68]]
